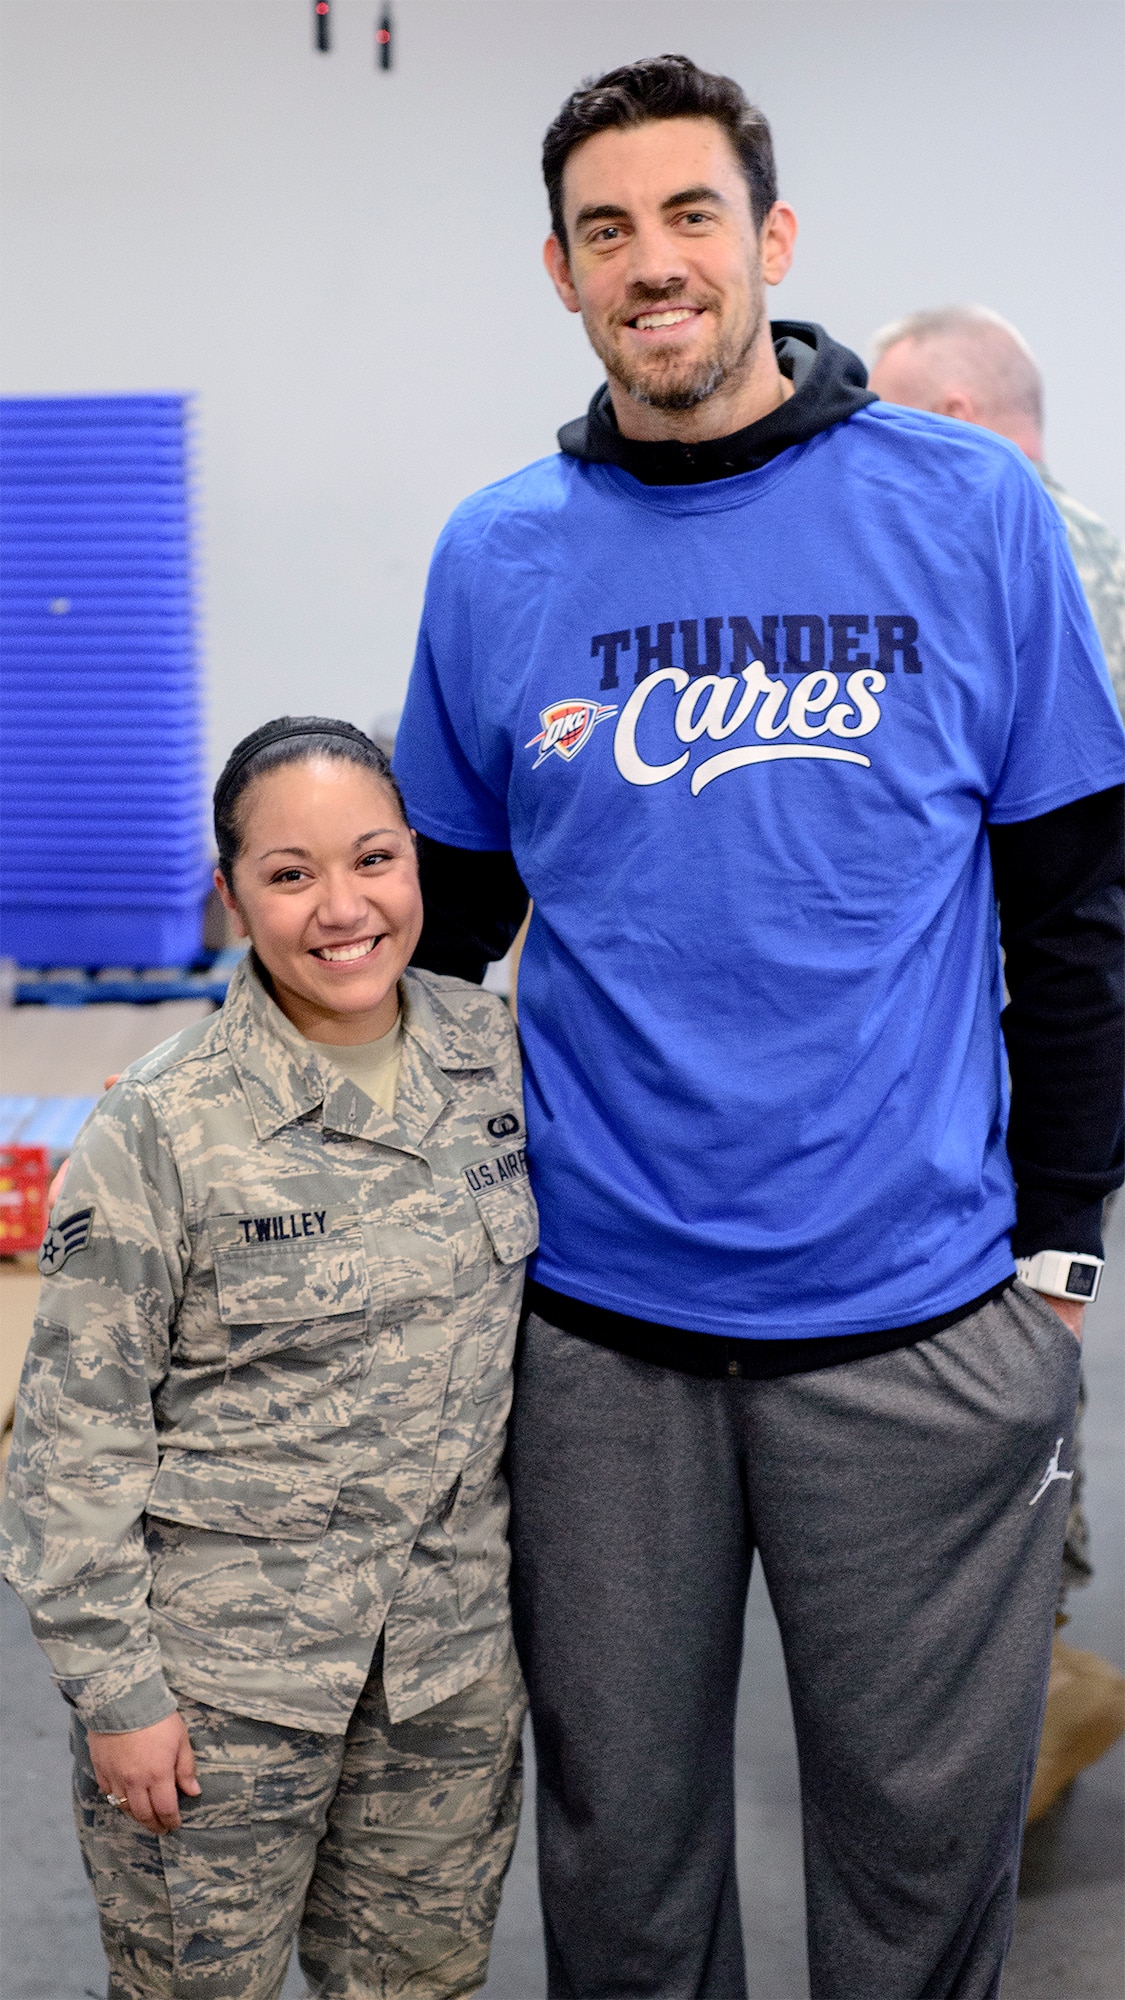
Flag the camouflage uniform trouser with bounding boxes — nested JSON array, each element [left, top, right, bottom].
[[71, 1642, 525, 2000]]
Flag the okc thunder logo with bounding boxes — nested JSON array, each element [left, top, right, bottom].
[[526, 697, 617, 769]]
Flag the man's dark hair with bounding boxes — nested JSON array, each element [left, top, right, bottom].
[[542, 54, 777, 249]]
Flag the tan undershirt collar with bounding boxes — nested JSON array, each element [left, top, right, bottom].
[[306, 1013, 403, 1117]]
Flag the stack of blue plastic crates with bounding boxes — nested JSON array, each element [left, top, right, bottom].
[[0, 394, 209, 968]]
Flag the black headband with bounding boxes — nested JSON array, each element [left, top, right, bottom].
[[213, 718, 379, 819]]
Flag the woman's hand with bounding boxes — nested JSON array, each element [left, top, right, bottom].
[[87, 1711, 200, 1832]]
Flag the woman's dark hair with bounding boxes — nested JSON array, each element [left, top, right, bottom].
[[213, 716, 407, 885], [542, 54, 777, 249]]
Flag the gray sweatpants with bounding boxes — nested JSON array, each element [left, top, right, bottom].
[[508, 1282, 1080, 2000]]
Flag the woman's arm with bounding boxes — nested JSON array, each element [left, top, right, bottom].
[[0, 1079, 188, 1737]]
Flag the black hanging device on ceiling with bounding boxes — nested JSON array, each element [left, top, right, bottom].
[[312, 2, 394, 67]]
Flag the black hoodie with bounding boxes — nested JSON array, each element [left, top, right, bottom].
[[557, 320, 873, 484], [411, 323, 1123, 1374]]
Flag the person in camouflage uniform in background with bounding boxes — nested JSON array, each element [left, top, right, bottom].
[[1, 719, 534, 2000], [868, 304, 1125, 721], [869, 310, 1125, 1822], [1036, 466, 1125, 717]]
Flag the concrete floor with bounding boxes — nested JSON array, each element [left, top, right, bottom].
[[0, 1001, 1121, 1999]]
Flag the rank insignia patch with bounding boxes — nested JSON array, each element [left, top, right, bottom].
[[39, 1207, 95, 1275]]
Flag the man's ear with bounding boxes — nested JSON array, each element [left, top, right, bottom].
[[935, 389, 978, 424], [213, 866, 250, 939], [544, 234, 581, 314], [759, 202, 798, 288]]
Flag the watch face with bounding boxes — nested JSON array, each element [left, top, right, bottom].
[[1066, 1260, 1098, 1298]]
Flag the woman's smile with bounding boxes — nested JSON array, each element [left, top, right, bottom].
[[310, 935, 385, 964]]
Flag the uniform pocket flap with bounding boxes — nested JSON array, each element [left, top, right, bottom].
[[472, 1181, 539, 1265], [211, 1221, 369, 1326], [146, 1450, 338, 1539]]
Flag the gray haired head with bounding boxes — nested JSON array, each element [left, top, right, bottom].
[[869, 304, 1043, 430]]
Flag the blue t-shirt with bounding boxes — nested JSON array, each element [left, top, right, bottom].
[[394, 404, 1124, 1341]]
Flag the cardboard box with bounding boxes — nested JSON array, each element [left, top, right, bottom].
[[0, 1145, 49, 1256]]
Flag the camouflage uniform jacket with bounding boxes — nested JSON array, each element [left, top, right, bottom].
[[0, 959, 536, 1735], [1038, 464, 1125, 718]]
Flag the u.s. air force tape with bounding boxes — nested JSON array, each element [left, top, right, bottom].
[[38, 1207, 95, 1275]]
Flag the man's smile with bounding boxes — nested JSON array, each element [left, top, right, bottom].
[[627, 305, 704, 333]]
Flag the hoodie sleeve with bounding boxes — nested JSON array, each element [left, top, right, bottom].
[[989, 782, 1124, 1259], [411, 835, 529, 983]]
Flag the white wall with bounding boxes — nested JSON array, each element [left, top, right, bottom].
[[3, 0, 1122, 777]]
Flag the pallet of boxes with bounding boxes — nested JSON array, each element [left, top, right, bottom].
[[0, 1142, 49, 1470]]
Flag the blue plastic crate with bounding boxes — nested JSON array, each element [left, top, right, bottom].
[[12, 946, 245, 1009], [3, 586, 193, 608], [0, 898, 207, 967], [1, 510, 191, 537], [0, 393, 206, 970], [2, 846, 208, 879], [0, 777, 205, 807], [0, 728, 202, 747], [4, 595, 194, 616], [2, 879, 211, 904], [2, 657, 199, 686], [0, 797, 202, 819], [0, 393, 190, 420], [2, 842, 209, 873], [3, 872, 211, 900], [0, 779, 205, 805]]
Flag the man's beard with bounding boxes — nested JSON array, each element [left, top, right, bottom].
[[586, 286, 766, 414]]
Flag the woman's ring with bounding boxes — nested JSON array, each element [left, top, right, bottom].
[[104, 1794, 127, 1808]]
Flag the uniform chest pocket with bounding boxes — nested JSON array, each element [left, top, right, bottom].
[[471, 1179, 539, 1266], [210, 1217, 370, 1358]]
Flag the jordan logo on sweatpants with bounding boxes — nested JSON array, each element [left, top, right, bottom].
[[1029, 1438, 1074, 1507]]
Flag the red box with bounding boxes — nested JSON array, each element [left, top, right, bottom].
[[0, 1146, 50, 1256]]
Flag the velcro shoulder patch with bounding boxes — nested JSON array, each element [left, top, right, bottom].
[[38, 1207, 95, 1276]]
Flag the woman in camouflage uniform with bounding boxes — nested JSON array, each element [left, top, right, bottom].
[[1, 718, 534, 2000]]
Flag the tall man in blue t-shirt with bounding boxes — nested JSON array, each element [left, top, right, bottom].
[[394, 55, 1124, 2000]]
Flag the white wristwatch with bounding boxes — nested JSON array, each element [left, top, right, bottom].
[[1015, 1250, 1103, 1303]]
